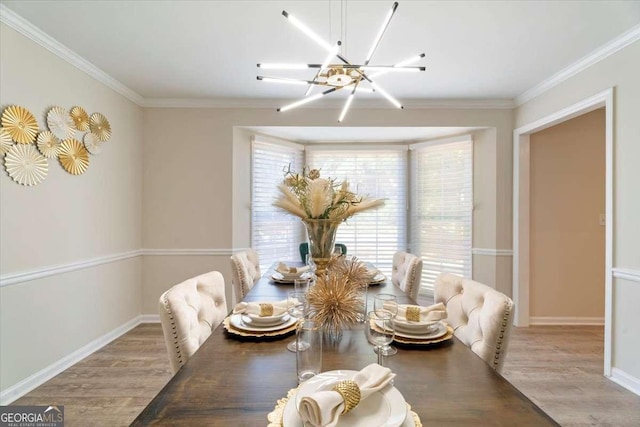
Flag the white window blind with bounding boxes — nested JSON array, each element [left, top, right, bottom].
[[252, 138, 304, 271], [306, 146, 407, 277], [410, 137, 473, 292]]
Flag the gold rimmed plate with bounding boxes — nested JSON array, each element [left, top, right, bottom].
[[1, 105, 39, 144], [4, 144, 48, 186], [47, 106, 75, 140], [36, 131, 62, 158], [59, 138, 90, 175]]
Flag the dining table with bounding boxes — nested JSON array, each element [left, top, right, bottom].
[[132, 262, 559, 426]]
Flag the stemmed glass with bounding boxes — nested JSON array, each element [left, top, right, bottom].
[[287, 291, 310, 352], [305, 254, 316, 284], [366, 311, 394, 366], [374, 294, 398, 356]]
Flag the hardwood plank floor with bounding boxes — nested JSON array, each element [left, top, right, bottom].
[[11, 324, 640, 426]]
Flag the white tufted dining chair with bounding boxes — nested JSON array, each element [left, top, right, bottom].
[[158, 271, 228, 374], [230, 249, 261, 302], [434, 273, 514, 372], [391, 251, 423, 301]]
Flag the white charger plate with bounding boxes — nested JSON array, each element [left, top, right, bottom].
[[229, 313, 295, 332], [283, 370, 412, 427], [367, 273, 387, 285]]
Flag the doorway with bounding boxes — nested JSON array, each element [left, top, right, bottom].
[[512, 88, 613, 376]]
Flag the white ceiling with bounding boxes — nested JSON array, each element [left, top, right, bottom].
[[2, 0, 639, 106]]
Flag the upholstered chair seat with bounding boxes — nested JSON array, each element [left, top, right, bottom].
[[230, 249, 261, 302], [434, 273, 514, 372], [159, 271, 228, 374], [391, 251, 423, 301]]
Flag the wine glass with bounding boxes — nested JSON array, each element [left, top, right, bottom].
[[305, 254, 317, 284], [287, 291, 309, 352], [374, 294, 398, 356], [366, 311, 394, 366]]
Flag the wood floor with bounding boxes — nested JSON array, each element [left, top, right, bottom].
[[12, 324, 640, 426]]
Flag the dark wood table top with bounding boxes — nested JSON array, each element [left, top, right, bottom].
[[133, 264, 558, 426]]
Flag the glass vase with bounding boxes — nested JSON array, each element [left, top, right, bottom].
[[302, 218, 341, 276]]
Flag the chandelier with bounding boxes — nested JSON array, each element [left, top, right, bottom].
[[257, 2, 425, 122]]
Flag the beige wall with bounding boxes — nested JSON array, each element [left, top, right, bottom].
[[0, 24, 143, 391], [515, 40, 640, 379], [142, 107, 514, 309], [529, 109, 605, 318]]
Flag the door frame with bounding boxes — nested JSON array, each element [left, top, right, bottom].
[[512, 87, 614, 376]]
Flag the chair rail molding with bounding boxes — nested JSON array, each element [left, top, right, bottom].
[[612, 267, 640, 283], [0, 249, 238, 287], [472, 248, 513, 256], [0, 250, 142, 287], [529, 317, 604, 326]]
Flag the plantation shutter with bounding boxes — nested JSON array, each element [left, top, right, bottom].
[[251, 138, 304, 271], [306, 146, 407, 277], [410, 136, 473, 293]]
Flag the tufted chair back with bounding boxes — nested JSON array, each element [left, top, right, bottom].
[[158, 271, 228, 374], [230, 249, 261, 302], [391, 251, 423, 301], [434, 273, 514, 372]]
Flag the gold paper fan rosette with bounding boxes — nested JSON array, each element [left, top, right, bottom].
[[1, 105, 39, 144], [0, 127, 14, 156], [47, 106, 75, 140], [89, 113, 111, 141], [59, 139, 90, 175], [4, 144, 48, 186], [37, 131, 62, 159], [70, 106, 90, 131]]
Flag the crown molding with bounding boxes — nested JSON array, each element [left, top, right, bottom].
[[516, 24, 640, 106], [142, 97, 515, 110], [0, 4, 145, 106]]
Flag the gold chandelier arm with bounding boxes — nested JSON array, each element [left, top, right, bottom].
[[305, 42, 341, 97]]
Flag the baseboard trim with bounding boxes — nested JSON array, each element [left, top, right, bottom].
[[140, 314, 160, 323], [529, 316, 604, 326], [0, 316, 143, 405], [610, 368, 640, 396]]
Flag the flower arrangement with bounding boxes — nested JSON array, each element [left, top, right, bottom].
[[273, 165, 385, 221]]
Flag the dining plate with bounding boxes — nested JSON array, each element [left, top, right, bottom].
[[271, 272, 312, 284], [282, 370, 410, 427], [393, 318, 439, 334], [245, 313, 289, 326], [393, 321, 448, 340], [229, 313, 295, 332], [367, 273, 387, 285]]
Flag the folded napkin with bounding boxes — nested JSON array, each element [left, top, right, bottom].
[[233, 300, 289, 317], [364, 267, 379, 279], [276, 262, 310, 275], [394, 302, 448, 323], [298, 363, 395, 427]]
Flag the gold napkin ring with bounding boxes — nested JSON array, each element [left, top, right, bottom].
[[406, 306, 421, 322], [332, 380, 361, 414], [259, 303, 274, 317]]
